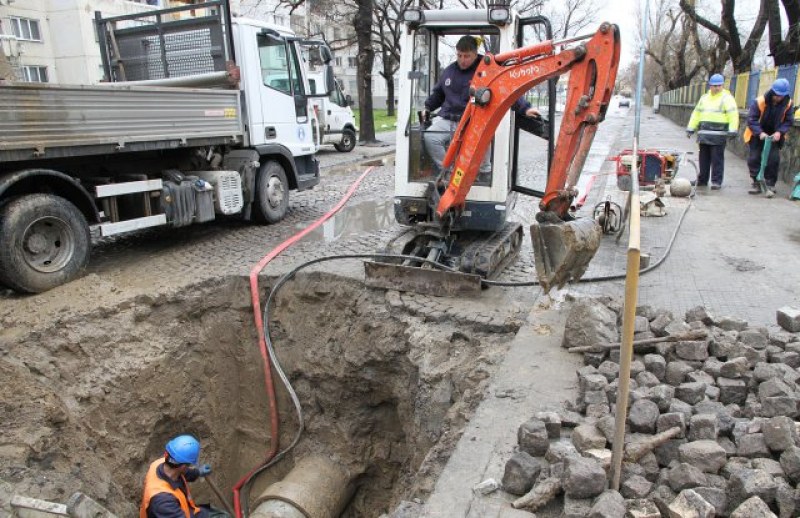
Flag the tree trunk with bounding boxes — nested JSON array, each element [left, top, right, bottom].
[[355, 0, 376, 143], [386, 75, 395, 117], [0, 48, 15, 81]]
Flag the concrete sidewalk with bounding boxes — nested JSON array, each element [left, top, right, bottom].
[[573, 107, 800, 327]]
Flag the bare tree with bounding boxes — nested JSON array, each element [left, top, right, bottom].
[[679, 0, 768, 73], [644, 0, 704, 92], [354, 0, 377, 142], [766, 0, 800, 65], [545, 0, 600, 39], [373, 0, 416, 117], [0, 48, 15, 81]]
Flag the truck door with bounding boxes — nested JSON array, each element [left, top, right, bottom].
[[254, 31, 315, 155]]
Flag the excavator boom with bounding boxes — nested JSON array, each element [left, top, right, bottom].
[[437, 23, 621, 290]]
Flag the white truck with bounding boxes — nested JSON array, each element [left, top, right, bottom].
[[0, 1, 334, 293], [308, 73, 358, 152]]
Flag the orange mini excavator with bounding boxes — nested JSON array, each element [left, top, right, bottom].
[[366, 9, 620, 295]]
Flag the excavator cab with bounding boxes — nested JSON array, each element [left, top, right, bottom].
[[368, 8, 618, 295]]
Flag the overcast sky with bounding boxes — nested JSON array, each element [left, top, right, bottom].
[[595, 0, 640, 68]]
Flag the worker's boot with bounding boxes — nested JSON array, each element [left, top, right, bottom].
[[765, 186, 776, 198], [748, 180, 762, 195]]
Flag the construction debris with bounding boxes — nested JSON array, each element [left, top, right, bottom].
[[499, 298, 800, 517]]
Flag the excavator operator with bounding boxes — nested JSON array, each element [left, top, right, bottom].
[[422, 35, 541, 180]]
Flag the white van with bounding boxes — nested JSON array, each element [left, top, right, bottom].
[[309, 74, 358, 152]]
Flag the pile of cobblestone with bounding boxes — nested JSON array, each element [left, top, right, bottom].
[[500, 298, 800, 517]]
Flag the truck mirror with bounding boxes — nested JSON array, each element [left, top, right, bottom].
[[319, 45, 333, 64], [325, 66, 336, 95]]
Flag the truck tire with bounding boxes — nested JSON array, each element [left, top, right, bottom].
[[0, 194, 91, 293], [254, 160, 289, 223], [334, 128, 357, 152]]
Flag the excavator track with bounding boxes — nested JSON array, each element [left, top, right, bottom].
[[364, 222, 524, 296]]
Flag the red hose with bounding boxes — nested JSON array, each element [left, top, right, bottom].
[[233, 165, 377, 517]]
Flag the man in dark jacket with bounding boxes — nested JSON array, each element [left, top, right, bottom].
[[422, 35, 540, 180], [745, 78, 795, 198]]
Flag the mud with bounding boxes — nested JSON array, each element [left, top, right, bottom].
[[0, 273, 523, 516]]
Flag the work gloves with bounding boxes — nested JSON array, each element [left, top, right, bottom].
[[686, 130, 694, 139], [198, 464, 212, 477]]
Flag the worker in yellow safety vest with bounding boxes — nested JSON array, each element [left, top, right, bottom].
[[686, 73, 739, 190], [140, 435, 229, 518]]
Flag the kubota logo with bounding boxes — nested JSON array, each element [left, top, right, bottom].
[[509, 65, 539, 80]]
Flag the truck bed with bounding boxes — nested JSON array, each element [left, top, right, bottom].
[[0, 82, 244, 162]]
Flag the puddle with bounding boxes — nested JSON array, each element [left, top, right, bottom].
[[300, 198, 397, 242]]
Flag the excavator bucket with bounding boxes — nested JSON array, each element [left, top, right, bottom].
[[530, 219, 602, 292]]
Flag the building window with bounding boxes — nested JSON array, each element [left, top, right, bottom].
[[348, 57, 357, 68], [334, 57, 342, 67], [21, 66, 48, 83], [10, 17, 42, 42]]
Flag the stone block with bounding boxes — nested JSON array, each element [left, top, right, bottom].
[[685, 306, 714, 325], [678, 440, 727, 473], [688, 414, 718, 441], [739, 329, 769, 349], [737, 433, 771, 458], [758, 378, 795, 400], [630, 360, 646, 377], [686, 370, 715, 385], [657, 413, 686, 438], [598, 361, 621, 382], [665, 320, 692, 337], [634, 315, 650, 334], [583, 448, 612, 471], [665, 361, 694, 386], [621, 475, 653, 500], [728, 468, 777, 509], [777, 307, 800, 333], [668, 399, 693, 422], [720, 357, 749, 378], [564, 456, 607, 499], [715, 316, 748, 331], [563, 495, 594, 518], [779, 446, 800, 484], [546, 439, 579, 463], [643, 384, 674, 413], [563, 299, 619, 349], [534, 411, 563, 439], [702, 357, 723, 378], [675, 382, 707, 405], [628, 399, 660, 434], [573, 424, 607, 452], [763, 416, 798, 453], [644, 354, 666, 381], [693, 487, 727, 517], [668, 489, 715, 518], [752, 458, 785, 479], [625, 499, 661, 518], [582, 372, 611, 392], [769, 351, 800, 368], [718, 377, 748, 406], [518, 418, 550, 457], [667, 462, 707, 492], [775, 478, 798, 518], [760, 397, 799, 419], [650, 311, 674, 337], [636, 370, 660, 388], [588, 490, 625, 518], [502, 451, 542, 495], [675, 340, 709, 361], [730, 496, 777, 518]]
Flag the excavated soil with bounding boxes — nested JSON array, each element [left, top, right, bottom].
[[0, 273, 523, 516]]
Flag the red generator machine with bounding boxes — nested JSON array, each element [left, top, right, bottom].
[[613, 149, 679, 191]]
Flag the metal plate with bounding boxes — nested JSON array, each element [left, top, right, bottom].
[[364, 261, 482, 297]]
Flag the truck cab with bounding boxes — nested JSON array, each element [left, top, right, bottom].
[[308, 74, 358, 152]]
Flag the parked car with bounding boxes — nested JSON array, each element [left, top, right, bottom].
[[619, 97, 631, 107]]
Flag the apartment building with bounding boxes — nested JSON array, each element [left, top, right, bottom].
[[0, 0, 168, 84]]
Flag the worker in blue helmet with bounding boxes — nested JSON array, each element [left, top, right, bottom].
[[140, 435, 230, 518], [744, 77, 795, 198], [686, 73, 739, 190]]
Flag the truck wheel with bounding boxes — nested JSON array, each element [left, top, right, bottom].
[[334, 128, 357, 152], [0, 194, 91, 293], [254, 160, 289, 223]]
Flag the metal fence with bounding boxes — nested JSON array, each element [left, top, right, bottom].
[[660, 64, 800, 110]]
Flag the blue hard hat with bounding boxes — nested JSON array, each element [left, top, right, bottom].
[[772, 78, 791, 96], [165, 435, 200, 465], [708, 74, 724, 86]]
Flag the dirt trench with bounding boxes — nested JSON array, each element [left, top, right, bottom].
[[0, 273, 523, 516]]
